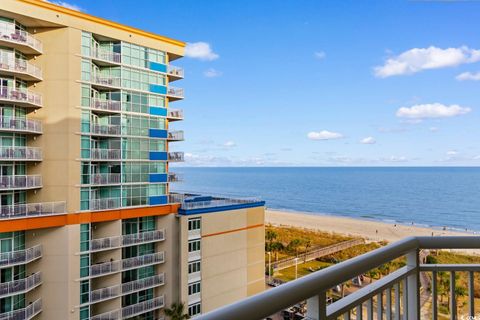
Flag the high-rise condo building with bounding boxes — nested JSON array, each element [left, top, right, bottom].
[[0, 0, 265, 319]]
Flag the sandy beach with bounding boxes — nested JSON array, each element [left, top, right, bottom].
[[266, 209, 475, 243]]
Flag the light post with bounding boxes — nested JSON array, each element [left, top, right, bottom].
[[267, 252, 272, 283], [294, 257, 299, 280]]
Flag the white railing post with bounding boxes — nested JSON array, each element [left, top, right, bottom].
[[406, 249, 420, 320], [306, 291, 327, 320]]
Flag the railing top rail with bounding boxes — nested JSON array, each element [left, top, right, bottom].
[[197, 236, 480, 320]]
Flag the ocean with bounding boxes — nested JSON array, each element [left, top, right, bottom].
[[171, 167, 480, 231]]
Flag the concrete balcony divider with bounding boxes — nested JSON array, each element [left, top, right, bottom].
[[0, 201, 66, 220], [0, 272, 42, 298], [0, 245, 42, 268], [0, 88, 42, 107], [0, 146, 42, 161], [90, 98, 122, 112], [0, 117, 42, 134], [0, 175, 42, 190], [0, 298, 42, 320]]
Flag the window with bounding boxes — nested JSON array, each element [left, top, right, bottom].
[[188, 218, 201, 231], [188, 282, 201, 295], [188, 261, 201, 274], [80, 280, 89, 304], [80, 224, 90, 252], [81, 59, 91, 81], [188, 303, 201, 317], [80, 254, 90, 277], [79, 306, 89, 320], [188, 240, 201, 253]]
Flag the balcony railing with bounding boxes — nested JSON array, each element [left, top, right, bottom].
[[93, 76, 121, 88], [89, 230, 165, 252], [0, 272, 42, 299], [89, 274, 165, 305], [171, 193, 263, 211], [167, 65, 184, 79], [90, 98, 122, 113], [90, 124, 121, 136], [90, 173, 121, 185], [0, 59, 42, 80], [0, 88, 42, 108], [0, 117, 42, 134], [92, 49, 121, 64], [90, 198, 121, 211], [0, 201, 66, 220], [0, 22, 43, 53], [0, 175, 42, 190], [121, 296, 164, 319], [0, 245, 42, 268], [90, 149, 121, 160], [167, 108, 184, 121], [166, 86, 184, 99], [89, 252, 165, 278], [168, 172, 183, 182], [90, 309, 120, 320], [168, 152, 184, 162], [0, 298, 42, 320], [197, 236, 480, 320], [0, 147, 42, 161], [168, 130, 184, 141]]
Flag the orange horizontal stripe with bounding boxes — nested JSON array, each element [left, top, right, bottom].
[[19, 0, 185, 47], [0, 204, 180, 232], [202, 223, 264, 238]]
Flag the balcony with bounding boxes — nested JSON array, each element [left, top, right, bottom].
[[168, 130, 184, 141], [188, 250, 201, 263], [167, 65, 184, 80], [0, 245, 42, 268], [166, 86, 184, 101], [92, 75, 121, 90], [0, 298, 42, 320], [168, 151, 184, 162], [0, 88, 42, 108], [88, 252, 165, 278], [0, 117, 42, 134], [167, 108, 183, 122], [89, 230, 165, 252], [0, 147, 42, 161], [0, 59, 42, 81], [90, 124, 121, 136], [90, 198, 121, 211], [89, 274, 165, 305], [90, 98, 122, 113], [89, 173, 121, 185], [90, 149, 122, 161], [196, 236, 480, 320], [188, 271, 201, 284], [0, 201, 66, 220], [0, 22, 43, 54], [0, 272, 42, 299], [91, 49, 121, 66], [91, 296, 164, 320], [168, 172, 183, 183], [0, 175, 42, 190]]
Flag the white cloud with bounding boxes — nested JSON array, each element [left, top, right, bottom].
[[381, 156, 409, 163], [45, 0, 83, 11], [360, 137, 376, 144], [474, 155, 480, 160], [396, 103, 471, 119], [429, 127, 439, 132], [223, 141, 236, 148], [456, 71, 480, 81], [307, 130, 344, 140], [374, 46, 480, 78], [314, 51, 326, 59], [204, 68, 222, 78], [447, 150, 458, 156], [185, 42, 219, 61]]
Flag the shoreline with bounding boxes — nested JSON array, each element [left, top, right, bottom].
[[266, 209, 476, 244]]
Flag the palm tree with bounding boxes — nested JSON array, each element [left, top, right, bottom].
[[270, 241, 284, 261], [288, 238, 302, 257], [303, 238, 312, 263], [266, 230, 278, 251], [164, 302, 190, 320]]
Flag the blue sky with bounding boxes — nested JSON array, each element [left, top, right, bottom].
[[58, 0, 480, 166]]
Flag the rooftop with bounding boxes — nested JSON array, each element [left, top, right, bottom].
[[170, 193, 265, 215]]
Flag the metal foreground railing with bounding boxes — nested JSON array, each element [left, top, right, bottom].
[[197, 236, 480, 320]]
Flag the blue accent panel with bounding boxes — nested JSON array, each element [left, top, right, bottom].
[[149, 107, 167, 116], [149, 62, 167, 73], [149, 152, 167, 161], [149, 129, 168, 138], [149, 84, 167, 95], [149, 195, 168, 205], [178, 201, 266, 215], [149, 173, 168, 183]]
